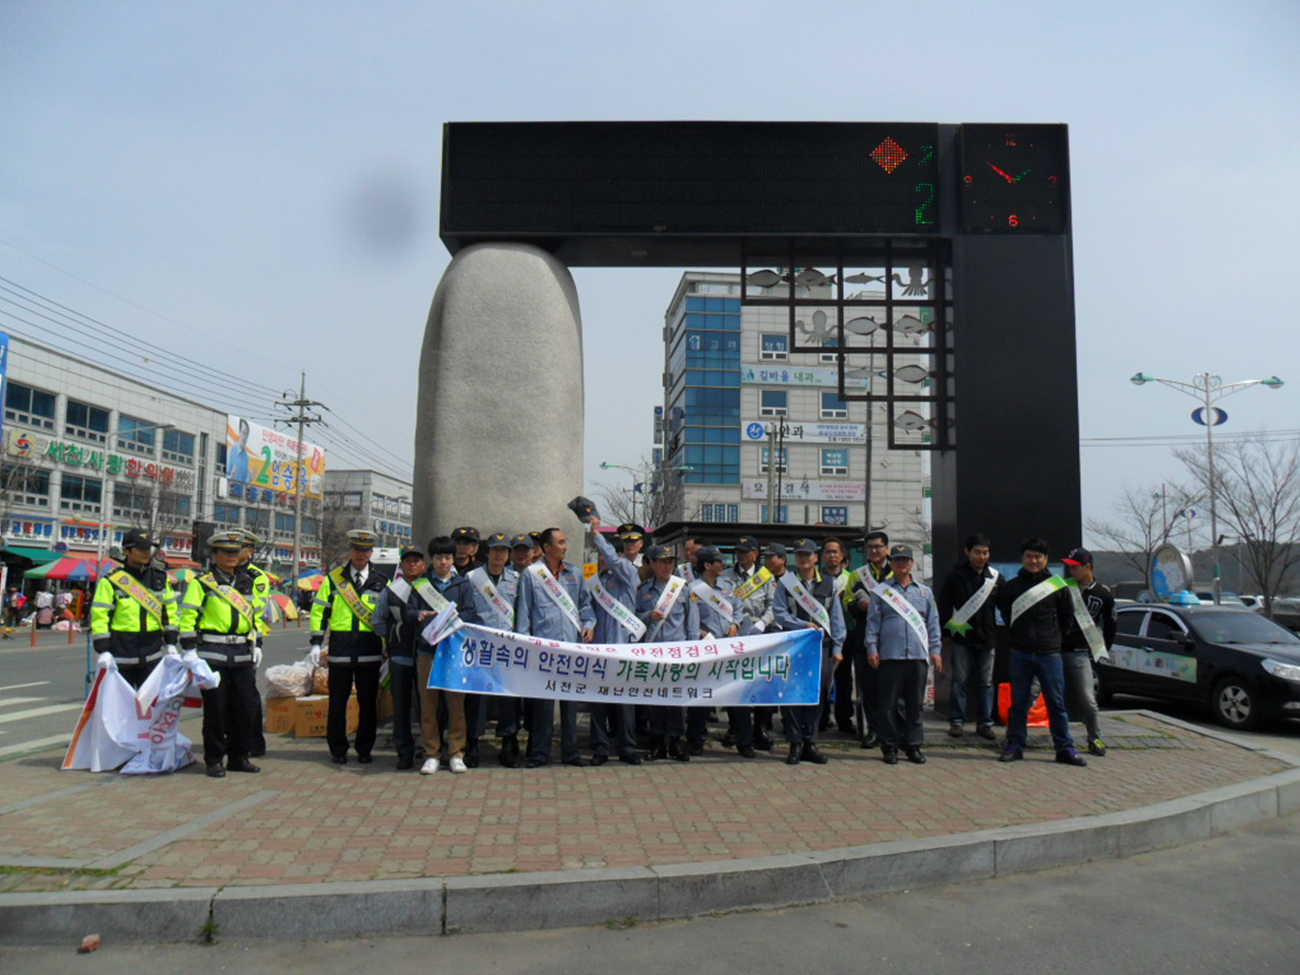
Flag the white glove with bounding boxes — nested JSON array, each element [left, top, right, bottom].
[[165, 644, 180, 658], [309, 646, 322, 667], [253, 646, 263, 667], [182, 649, 199, 665], [750, 620, 767, 633], [96, 651, 115, 670]]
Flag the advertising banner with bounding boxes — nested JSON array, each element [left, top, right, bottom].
[[741, 365, 869, 389], [741, 479, 867, 502], [428, 623, 823, 706], [226, 415, 326, 501], [742, 420, 866, 445]]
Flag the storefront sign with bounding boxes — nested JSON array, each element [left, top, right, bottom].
[[742, 420, 866, 444], [741, 479, 867, 502]]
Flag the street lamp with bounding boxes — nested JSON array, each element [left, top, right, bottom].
[[1130, 371, 1283, 604], [598, 461, 694, 525]]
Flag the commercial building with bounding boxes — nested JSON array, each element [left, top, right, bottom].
[[659, 271, 929, 562], [321, 468, 414, 560]]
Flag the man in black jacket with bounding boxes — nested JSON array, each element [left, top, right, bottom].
[[937, 532, 1001, 740], [1061, 547, 1116, 757], [996, 538, 1086, 766]]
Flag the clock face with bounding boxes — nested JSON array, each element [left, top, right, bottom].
[[959, 124, 1069, 233]]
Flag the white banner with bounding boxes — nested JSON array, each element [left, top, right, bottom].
[[742, 479, 867, 502], [743, 420, 866, 445], [741, 366, 869, 389], [428, 623, 824, 706]]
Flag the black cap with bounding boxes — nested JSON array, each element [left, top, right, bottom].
[[484, 532, 511, 549], [451, 527, 480, 544], [792, 538, 818, 555], [765, 543, 788, 559], [1062, 547, 1093, 566], [528, 531, 542, 546], [121, 528, 157, 552], [645, 544, 675, 562], [615, 522, 646, 541], [696, 546, 725, 566], [889, 544, 914, 561], [567, 496, 598, 522], [399, 546, 425, 561], [509, 533, 533, 549], [734, 536, 760, 553]]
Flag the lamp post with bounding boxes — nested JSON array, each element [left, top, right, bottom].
[[1130, 371, 1283, 604], [598, 461, 694, 525]]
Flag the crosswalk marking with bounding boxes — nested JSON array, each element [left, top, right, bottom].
[[0, 703, 84, 725], [0, 681, 51, 693], [0, 734, 71, 758], [0, 696, 48, 707]]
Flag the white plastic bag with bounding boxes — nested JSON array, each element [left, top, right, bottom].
[[265, 655, 317, 698]]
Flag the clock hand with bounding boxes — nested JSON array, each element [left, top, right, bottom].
[[987, 162, 1017, 183]]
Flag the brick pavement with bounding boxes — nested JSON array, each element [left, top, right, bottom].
[[0, 710, 1291, 895]]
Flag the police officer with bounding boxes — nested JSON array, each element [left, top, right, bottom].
[[370, 546, 426, 770], [464, 531, 519, 766], [636, 544, 700, 761], [693, 546, 753, 758], [586, 516, 643, 765], [451, 526, 483, 576], [90, 528, 179, 690], [179, 530, 264, 777], [237, 530, 272, 757], [311, 529, 387, 765], [614, 523, 648, 568]]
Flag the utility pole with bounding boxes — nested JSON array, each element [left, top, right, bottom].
[[275, 373, 324, 578]]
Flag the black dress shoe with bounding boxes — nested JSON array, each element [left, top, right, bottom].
[[206, 763, 226, 778], [802, 742, 829, 765], [396, 756, 414, 770], [331, 754, 348, 765], [737, 744, 757, 759], [562, 757, 587, 768], [785, 744, 802, 766], [619, 752, 643, 766], [687, 740, 704, 757], [524, 756, 547, 768], [668, 737, 690, 762], [905, 747, 927, 765], [646, 740, 668, 762], [720, 732, 737, 748], [227, 759, 260, 773], [498, 736, 522, 768], [356, 754, 373, 764], [881, 747, 899, 765], [463, 743, 480, 769], [754, 733, 774, 751], [590, 754, 609, 766]]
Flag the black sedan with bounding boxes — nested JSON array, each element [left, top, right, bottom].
[[1096, 604, 1300, 730]]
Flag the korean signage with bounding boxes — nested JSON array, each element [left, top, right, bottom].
[[741, 365, 869, 389], [741, 479, 867, 502], [226, 415, 325, 501], [4, 431, 195, 488], [742, 420, 866, 445]]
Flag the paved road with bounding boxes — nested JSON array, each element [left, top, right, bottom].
[[4, 811, 1296, 974], [0, 626, 311, 760]]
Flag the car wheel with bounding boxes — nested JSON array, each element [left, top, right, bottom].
[[1211, 676, 1262, 730], [1092, 663, 1113, 707]]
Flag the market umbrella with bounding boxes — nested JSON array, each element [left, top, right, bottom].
[[296, 569, 325, 591], [263, 592, 300, 623], [169, 567, 200, 586], [23, 556, 120, 583]]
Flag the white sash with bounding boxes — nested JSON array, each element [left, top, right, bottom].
[[689, 579, 736, 627], [779, 572, 832, 630], [1066, 580, 1110, 661], [387, 577, 412, 621], [468, 567, 515, 629], [677, 562, 696, 583], [646, 575, 687, 641], [873, 583, 932, 651], [412, 577, 452, 614], [852, 564, 887, 596], [1010, 575, 1068, 626], [529, 563, 583, 634], [586, 573, 647, 640], [945, 568, 1000, 636]]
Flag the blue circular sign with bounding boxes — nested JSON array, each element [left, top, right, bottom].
[[1191, 407, 1227, 426], [745, 422, 766, 441]]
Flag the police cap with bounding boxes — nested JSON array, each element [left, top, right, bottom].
[[346, 529, 377, 550], [121, 528, 157, 552]]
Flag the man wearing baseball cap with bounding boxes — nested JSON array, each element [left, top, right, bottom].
[[1060, 547, 1115, 757], [90, 527, 179, 690], [864, 544, 943, 765], [369, 546, 428, 770]]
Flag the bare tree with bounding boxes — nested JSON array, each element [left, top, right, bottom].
[[592, 456, 687, 530], [1087, 482, 1203, 590], [1177, 434, 1300, 615]]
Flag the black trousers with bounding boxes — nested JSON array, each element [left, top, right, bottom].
[[327, 661, 380, 759], [201, 663, 258, 766], [876, 659, 929, 749]]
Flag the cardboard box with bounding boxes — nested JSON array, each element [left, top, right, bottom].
[[265, 696, 297, 734], [294, 693, 358, 737]]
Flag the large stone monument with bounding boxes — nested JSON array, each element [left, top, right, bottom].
[[413, 243, 584, 544]]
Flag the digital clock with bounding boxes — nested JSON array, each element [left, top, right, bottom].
[[958, 124, 1069, 233]]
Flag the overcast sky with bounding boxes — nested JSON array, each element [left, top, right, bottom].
[[3, 1, 1297, 547]]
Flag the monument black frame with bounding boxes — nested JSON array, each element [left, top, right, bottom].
[[440, 121, 1080, 565]]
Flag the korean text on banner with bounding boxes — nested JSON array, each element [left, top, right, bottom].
[[428, 623, 823, 706]]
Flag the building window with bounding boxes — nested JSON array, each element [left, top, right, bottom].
[[213, 502, 241, 525], [118, 416, 159, 455], [760, 334, 788, 360], [65, 400, 110, 443], [821, 448, 849, 476], [821, 391, 848, 419], [2, 464, 50, 507], [760, 390, 787, 417], [60, 474, 103, 513], [275, 512, 295, 533], [760, 447, 789, 475], [162, 429, 196, 465], [819, 335, 841, 364], [215, 443, 228, 476], [760, 504, 789, 524], [4, 382, 56, 431], [822, 506, 849, 526], [246, 508, 269, 532]]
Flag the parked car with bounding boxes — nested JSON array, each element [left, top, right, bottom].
[[1097, 603, 1300, 730]]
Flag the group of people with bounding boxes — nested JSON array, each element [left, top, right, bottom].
[[88, 517, 1117, 779]]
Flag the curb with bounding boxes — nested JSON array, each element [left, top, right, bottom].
[[3, 716, 1300, 944]]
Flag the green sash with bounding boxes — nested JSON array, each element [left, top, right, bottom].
[[198, 573, 257, 631], [329, 567, 373, 625]]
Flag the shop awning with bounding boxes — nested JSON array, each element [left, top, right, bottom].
[[1, 546, 59, 564], [164, 556, 201, 570]]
